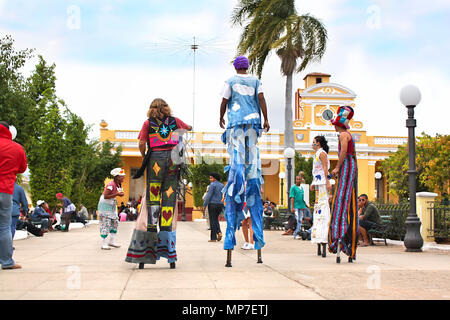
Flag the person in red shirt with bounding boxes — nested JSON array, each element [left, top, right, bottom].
[[126, 98, 191, 270], [0, 121, 27, 270]]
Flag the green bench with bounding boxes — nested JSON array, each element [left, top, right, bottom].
[[268, 210, 291, 230], [367, 215, 390, 246]]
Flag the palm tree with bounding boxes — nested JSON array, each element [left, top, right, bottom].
[[231, 0, 327, 184]]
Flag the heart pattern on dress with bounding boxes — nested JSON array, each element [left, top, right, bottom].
[[150, 186, 160, 197], [162, 209, 172, 222]]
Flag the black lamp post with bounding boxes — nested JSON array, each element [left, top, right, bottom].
[[284, 148, 295, 212], [400, 85, 424, 252], [181, 179, 187, 221], [375, 172, 382, 203], [279, 172, 285, 206]]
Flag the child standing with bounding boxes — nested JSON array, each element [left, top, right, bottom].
[[98, 168, 125, 250]]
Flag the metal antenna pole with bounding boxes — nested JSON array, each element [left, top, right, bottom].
[[191, 36, 198, 131]]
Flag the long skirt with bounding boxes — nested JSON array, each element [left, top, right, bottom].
[[222, 125, 265, 251], [311, 184, 331, 244], [125, 150, 179, 265], [328, 155, 359, 259]]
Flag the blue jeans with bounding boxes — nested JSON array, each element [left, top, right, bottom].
[[11, 216, 19, 240], [293, 208, 311, 237], [0, 193, 14, 268]]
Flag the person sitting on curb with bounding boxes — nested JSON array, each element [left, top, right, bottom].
[[16, 218, 45, 237], [31, 200, 51, 232], [358, 194, 382, 246]]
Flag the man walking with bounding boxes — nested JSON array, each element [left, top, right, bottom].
[[12, 181, 29, 240], [290, 175, 310, 240], [203, 173, 224, 242], [0, 121, 27, 270]]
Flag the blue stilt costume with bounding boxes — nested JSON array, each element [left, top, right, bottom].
[[219, 57, 268, 266]]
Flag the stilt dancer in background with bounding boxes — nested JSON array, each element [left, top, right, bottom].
[[328, 106, 359, 263], [310, 136, 332, 257]]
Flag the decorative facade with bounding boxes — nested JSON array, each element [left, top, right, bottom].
[[99, 73, 406, 219]]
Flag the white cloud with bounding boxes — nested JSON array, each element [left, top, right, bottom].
[[2, 0, 449, 142]]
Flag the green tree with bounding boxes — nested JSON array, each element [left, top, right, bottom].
[[27, 96, 73, 208], [382, 133, 448, 200], [189, 155, 227, 207], [0, 35, 34, 148], [294, 152, 314, 205], [417, 134, 449, 195], [0, 35, 123, 211], [231, 0, 328, 185]]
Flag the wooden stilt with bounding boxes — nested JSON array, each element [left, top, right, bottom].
[[257, 249, 263, 264], [225, 249, 232, 267]]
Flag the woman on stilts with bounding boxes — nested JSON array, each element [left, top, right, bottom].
[[310, 136, 332, 257], [328, 106, 359, 263], [125, 98, 192, 269]]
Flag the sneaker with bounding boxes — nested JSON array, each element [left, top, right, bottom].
[[247, 243, 254, 250], [101, 245, 111, 250], [294, 235, 302, 240], [108, 243, 121, 248], [241, 242, 249, 249]]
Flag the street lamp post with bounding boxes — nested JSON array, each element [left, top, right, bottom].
[[284, 148, 295, 212], [278, 172, 285, 206], [400, 85, 424, 252], [181, 179, 188, 222], [375, 172, 382, 203]]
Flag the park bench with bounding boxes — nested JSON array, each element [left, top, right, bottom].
[[268, 210, 291, 230], [367, 215, 390, 246]]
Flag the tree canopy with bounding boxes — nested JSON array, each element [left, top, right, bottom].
[[0, 35, 122, 211], [382, 133, 449, 200]]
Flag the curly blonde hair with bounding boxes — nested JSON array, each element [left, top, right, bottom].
[[147, 98, 173, 119]]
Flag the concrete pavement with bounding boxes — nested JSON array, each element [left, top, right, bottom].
[[1, 220, 449, 300]]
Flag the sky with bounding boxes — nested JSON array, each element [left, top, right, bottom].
[[1, 0, 449, 140]]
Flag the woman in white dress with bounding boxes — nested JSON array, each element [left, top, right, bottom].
[[310, 136, 332, 257]]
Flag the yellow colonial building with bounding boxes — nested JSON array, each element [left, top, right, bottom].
[[99, 73, 406, 218]]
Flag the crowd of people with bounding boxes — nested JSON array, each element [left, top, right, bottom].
[[1, 56, 386, 271]]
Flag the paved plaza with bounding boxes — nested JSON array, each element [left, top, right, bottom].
[[2, 221, 450, 300]]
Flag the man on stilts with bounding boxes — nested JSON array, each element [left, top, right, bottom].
[[219, 56, 270, 267]]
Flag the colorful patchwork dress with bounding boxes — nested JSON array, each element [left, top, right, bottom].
[[328, 132, 359, 258], [221, 74, 265, 251], [310, 148, 331, 244], [125, 116, 187, 266]]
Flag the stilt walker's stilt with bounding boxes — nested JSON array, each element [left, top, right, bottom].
[[225, 250, 232, 268], [317, 244, 322, 256], [348, 257, 353, 263], [139, 263, 144, 269], [170, 262, 176, 269], [336, 240, 341, 264], [322, 243, 327, 258], [257, 249, 262, 264]]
